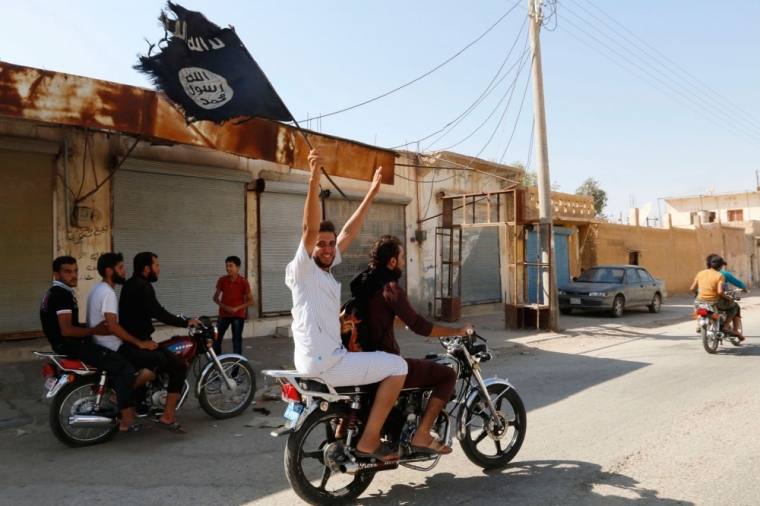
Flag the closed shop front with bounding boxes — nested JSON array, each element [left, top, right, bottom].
[[113, 159, 251, 318], [0, 138, 58, 336], [257, 180, 409, 315]]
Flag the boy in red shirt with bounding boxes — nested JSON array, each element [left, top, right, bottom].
[[212, 256, 253, 355]]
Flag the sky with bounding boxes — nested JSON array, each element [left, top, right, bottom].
[[2, 0, 759, 223]]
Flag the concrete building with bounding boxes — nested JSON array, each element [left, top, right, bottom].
[[664, 191, 760, 287], [1, 62, 546, 341]]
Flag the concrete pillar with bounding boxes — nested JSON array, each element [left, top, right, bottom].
[[629, 208, 640, 227]]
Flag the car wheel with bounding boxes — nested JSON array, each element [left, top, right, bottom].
[[559, 307, 573, 315], [648, 293, 661, 314], [610, 295, 624, 318]]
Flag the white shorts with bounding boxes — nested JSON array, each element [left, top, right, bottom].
[[318, 351, 407, 387]]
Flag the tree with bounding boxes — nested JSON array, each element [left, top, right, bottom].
[[514, 161, 560, 191], [575, 177, 608, 217]]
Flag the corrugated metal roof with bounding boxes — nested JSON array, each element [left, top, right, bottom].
[[0, 62, 395, 183]]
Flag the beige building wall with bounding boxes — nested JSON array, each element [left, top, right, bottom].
[[587, 221, 750, 294]]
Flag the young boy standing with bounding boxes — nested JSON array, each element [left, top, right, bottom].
[[212, 256, 253, 355]]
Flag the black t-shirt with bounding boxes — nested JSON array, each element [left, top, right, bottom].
[[40, 284, 80, 349]]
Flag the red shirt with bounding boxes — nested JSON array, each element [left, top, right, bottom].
[[216, 275, 252, 318]]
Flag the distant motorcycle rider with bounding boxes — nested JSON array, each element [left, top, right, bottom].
[[119, 252, 200, 434], [690, 255, 741, 340]]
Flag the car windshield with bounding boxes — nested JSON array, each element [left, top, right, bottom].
[[577, 267, 625, 283]]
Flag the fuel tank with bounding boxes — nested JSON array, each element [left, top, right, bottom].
[[160, 335, 196, 361]]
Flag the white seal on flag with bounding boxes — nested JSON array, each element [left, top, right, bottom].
[[178, 67, 234, 109]]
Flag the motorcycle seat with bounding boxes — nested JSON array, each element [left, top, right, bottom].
[[298, 379, 429, 396]]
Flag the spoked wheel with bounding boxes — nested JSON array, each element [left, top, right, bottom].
[[459, 383, 526, 469], [284, 404, 374, 505], [199, 357, 256, 419], [702, 321, 719, 354], [50, 376, 119, 447]]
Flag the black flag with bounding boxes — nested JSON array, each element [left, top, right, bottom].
[[136, 2, 294, 125]]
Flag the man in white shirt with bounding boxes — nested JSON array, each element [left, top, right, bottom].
[[285, 149, 407, 462], [87, 253, 159, 434]]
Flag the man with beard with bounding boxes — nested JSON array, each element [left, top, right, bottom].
[[286, 149, 407, 462], [351, 235, 474, 455], [40, 257, 140, 435], [88, 253, 163, 420], [119, 252, 200, 434]]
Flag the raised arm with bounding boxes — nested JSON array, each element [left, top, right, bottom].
[[302, 149, 324, 256], [337, 167, 383, 254]]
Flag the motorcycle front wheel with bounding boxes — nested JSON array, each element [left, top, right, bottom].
[[702, 321, 719, 354], [459, 383, 526, 469], [285, 404, 375, 506], [198, 357, 256, 419], [50, 376, 119, 447]]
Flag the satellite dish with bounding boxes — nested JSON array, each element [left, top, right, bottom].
[[639, 202, 652, 226]]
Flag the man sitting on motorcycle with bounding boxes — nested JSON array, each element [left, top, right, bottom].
[[87, 253, 164, 410], [702, 253, 747, 341], [350, 234, 473, 455], [119, 251, 201, 434], [690, 255, 740, 339], [286, 150, 408, 462], [40, 256, 140, 434]]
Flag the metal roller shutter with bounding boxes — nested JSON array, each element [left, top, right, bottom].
[[258, 181, 407, 314], [0, 149, 55, 335], [452, 203, 502, 305], [113, 162, 249, 318]]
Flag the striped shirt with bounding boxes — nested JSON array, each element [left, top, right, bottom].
[[285, 242, 345, 374]]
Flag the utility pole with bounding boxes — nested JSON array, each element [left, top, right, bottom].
[[528, 0, 559, 331]]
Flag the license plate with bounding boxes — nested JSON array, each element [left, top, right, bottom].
[[283, 402, 304, 422], [44, 377, 57, 390], [571, 297, 582, 305]]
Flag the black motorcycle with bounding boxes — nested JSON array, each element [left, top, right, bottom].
[[264, 331, 526, 505]]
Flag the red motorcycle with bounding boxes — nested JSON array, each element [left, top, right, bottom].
[[34, 316, 256, 447]]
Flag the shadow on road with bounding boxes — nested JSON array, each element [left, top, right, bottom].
[[357, 460, 693, 505]]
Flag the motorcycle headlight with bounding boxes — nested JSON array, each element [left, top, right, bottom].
[[589, 292, 611, 297]]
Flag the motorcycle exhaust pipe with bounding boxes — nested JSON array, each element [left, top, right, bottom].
[[68, 414, 119, 428], [340, 459, 400, 475]]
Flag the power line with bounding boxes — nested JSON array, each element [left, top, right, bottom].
[[580, 0, 760, 132], [298, 1, 522, 123], [390, 19, 529, 151], [427, 45, 532, 153], [561, 1, 760, 143], [557, 14, 760, 147]]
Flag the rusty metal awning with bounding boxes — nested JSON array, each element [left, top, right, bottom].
[[0, 62, 395, 183]]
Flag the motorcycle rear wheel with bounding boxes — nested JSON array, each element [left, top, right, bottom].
[[459, 383, 526, 469], [199, 357, 256, 419], [285, 404, 374, 506], [50, 376, 119, 447], [702, 322, 719, 354]]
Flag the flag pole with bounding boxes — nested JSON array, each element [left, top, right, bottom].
[[236, 36, 351, 205]]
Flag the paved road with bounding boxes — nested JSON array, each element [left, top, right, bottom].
[[2, 297, 760, 505]]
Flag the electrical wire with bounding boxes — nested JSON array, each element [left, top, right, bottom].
[[580, 0, 760, 132], [561, 1, 760, 143], [395, 172, 458, 184], [390, 19, 529, 151], [427, 45, 532, 153], [298, 2, 522, 124], [557, 15, 760, 147]]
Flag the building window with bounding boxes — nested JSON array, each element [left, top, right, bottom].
[[709, 212, 716, 223], [728, 209, 744, 222]]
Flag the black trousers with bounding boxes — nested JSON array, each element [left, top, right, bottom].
[[118, 343, 188, 394], [53, 339, 135, 410]]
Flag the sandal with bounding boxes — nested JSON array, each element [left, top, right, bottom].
[[355, 441, 399, 462], [410, 438, 453, 455], [117, 422, 150, 438], [153, 420, 187, 435]]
